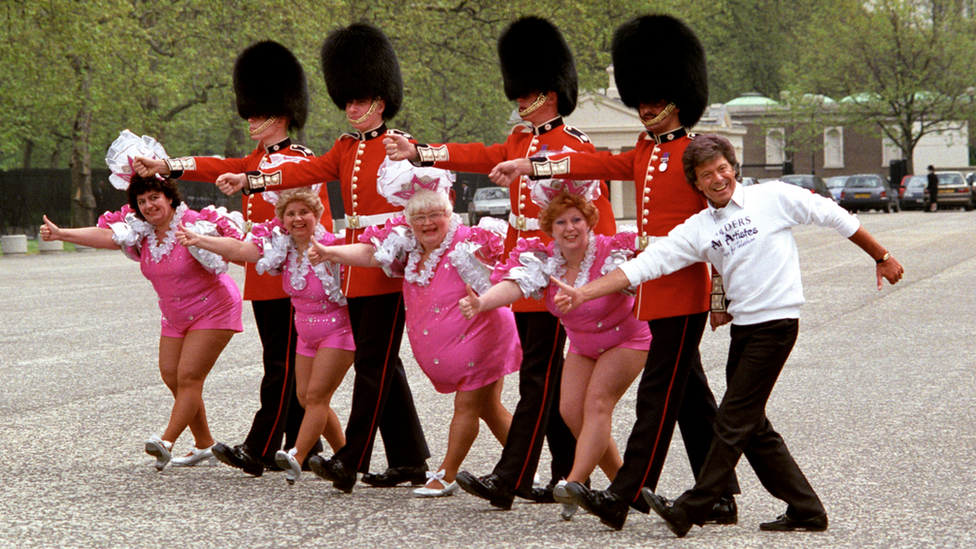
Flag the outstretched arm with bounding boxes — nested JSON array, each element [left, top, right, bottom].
[[307, 241, 379, 268], [551, 270, 632, 314], [39, 215, 117, 249], [175, 224, 260, 263], [489, 158, 532, 187], [383, 133, 419, 162], [458, 281, 523, 319], [132, 156, 170, 177], [847, 226, 904, 289]]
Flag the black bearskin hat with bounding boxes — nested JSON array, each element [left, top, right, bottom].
[[321, 22, 403, 121], [498, 16, 578, 116], [233, 41, 309, 131], [611, 15, 708, 128]]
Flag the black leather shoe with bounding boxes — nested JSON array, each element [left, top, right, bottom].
[[705, 496, 738, 525], [308, 455, 357, 493], [568, 485, 629, 530], [515, 480, 555, 504], [641, 489, 693, 538], [212, 443, 264, 477], [455, 471, 514, 510], [360, 463, 429, 487], [759, 513, 828, 532]]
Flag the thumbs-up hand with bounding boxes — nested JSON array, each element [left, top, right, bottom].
[[458, 284, 482, 319]]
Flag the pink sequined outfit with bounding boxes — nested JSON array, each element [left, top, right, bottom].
[[99, 206, 243, 338], [363, 217, 521, 393], [494, 233, 651, 360], [249, 221, 354, 358]]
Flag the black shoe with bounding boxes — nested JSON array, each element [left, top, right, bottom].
[[212, 443, 264, 477], [641, 489, 693, 538], [568, 485, 629, 530], [515, 480, 555, 504], [759, 513, 828, 532], [360, 463, 429, 487], [705, 496, 738, 525], [308, 455, 357, 494], [455, 471, 514, 510]]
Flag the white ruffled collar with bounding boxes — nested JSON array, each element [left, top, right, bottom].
[[404, 214, 461, 287], [549, 231, 597, 288], [286, 225, 327, 291], [143, 203, 187, 263]]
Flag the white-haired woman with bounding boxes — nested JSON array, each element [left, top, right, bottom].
[[308, 189, 520, 497], [177, 187, 353, 484]]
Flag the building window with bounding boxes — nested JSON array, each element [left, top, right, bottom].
[[766, 128, 785, 167], [824, 127, 844, 168]]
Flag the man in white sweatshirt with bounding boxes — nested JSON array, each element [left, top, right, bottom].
[[551, 134, 904, 537]]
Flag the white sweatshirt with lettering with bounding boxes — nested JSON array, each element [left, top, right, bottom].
[[620, 181, 860, 326]]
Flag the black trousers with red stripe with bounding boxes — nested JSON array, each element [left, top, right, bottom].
[[244, 298, 303, 460], [491, 311, 576, 491], [609, 312, 740, 511], [334, 292, 430, 473]]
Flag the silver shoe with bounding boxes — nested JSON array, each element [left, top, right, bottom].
[[275, 450, 302, 485], [552, 480, 579, 521], [144, 435, 173, 471], [171, 446, 217, 467]]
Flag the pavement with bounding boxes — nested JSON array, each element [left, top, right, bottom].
[[0, 210, 974, 548]]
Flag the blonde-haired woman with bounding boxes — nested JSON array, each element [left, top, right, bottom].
[[177, 187, 353, 484]]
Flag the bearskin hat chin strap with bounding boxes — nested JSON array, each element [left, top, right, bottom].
[[347, 100, 380, 125], [641, 102, 676, 129], [518, 93, 548, 118]]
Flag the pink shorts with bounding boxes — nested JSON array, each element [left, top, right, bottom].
[[295, 308, 356, 358], [159, 283, 244, 338], [566, 316, 652, 360]]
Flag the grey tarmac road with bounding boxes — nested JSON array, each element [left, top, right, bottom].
[[1, 210, 974, 549]]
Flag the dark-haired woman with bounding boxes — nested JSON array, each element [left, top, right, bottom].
[[40, 173, 244, 471]]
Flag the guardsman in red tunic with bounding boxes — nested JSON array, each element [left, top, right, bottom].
[[134, 41, 326, 475], [489, 15, 741, 528], [216, 23, 430, 493], [384, 16, 617, 509]]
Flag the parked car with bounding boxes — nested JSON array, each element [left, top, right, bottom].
[[838, 174, 899, 213], [779, 174, 836, 202], [468, 186, 511, 225], [740, 176, 759, 187], [824, 176, 848, 201], [899, 175, 927, 210], [925, 171, 974, 210]]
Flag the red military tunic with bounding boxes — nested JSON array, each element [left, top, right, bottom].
[[242, 125, 407, 298], [528, 129, 710, 320], [414, 117, 617, 313], [165, 138, 330, 301]]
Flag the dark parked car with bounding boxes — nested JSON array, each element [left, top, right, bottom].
[[838, 174, 899, 213], [924, 171, 974, 210], [468, 186, 510, 225], [899, 175, 927, 210], [779, 174, 836, 202]]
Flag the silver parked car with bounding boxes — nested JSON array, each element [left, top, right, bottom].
[[824, 176, 848, 201], [926, 171, 974, 210], [468, 186, 511, 225]]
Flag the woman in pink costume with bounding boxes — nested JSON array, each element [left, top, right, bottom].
[[40, 133, 244, 471], [459, 188, 650, 520], [177, 187, 354, 485], [309, 187, 520, 498]]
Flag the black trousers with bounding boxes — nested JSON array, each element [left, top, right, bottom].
[[609, 312, 740, 511], [334, 292, 430, 473], [676, 319, 825, 524], [491, 311, 576, 491], [244, 298, 302, 460]]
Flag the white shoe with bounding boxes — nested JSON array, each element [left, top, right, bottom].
[[412, 469, 460, 498], [171, 446, 217, 467], [275, 449, 302, 485], [145, 435, 173, 471], [552, 480, 578, 521]]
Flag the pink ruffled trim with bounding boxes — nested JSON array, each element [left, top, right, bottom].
[[605, 231, 638, 253], [97, 204, 134, 229], [359, 215, 409, 244], [465, 226, 504, 263], [314, 231, 343, 247], [198, 206, 245, 240], [248, 219, 283, 251], [491, 237, 550, 285]]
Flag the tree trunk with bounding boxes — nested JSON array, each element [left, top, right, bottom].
[[69, 55, 96, 228]]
